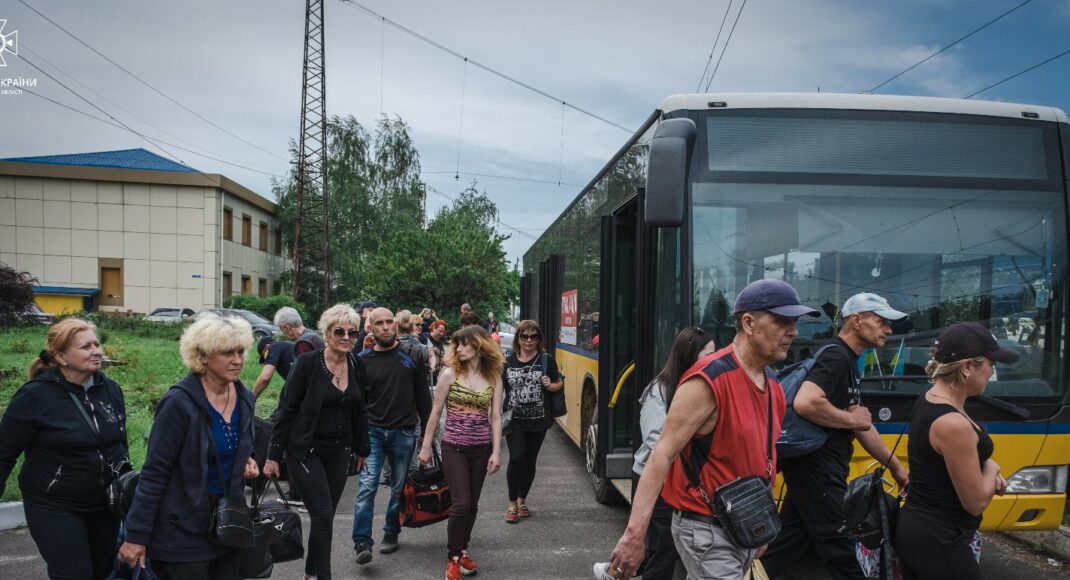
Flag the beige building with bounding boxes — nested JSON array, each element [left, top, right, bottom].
[[0, 148, 290, 315]]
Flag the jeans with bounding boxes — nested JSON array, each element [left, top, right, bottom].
[[441, 443, 493, 558], [23, 497, 120, 580], [288, 445, 350, 579], [351, 425, 417, 547]]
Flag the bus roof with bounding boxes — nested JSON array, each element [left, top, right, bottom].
[[658, 92, 1069, 124]]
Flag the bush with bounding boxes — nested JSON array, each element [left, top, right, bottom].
[[224, 295, 312, 327], [0, 262, 37, 327], [78, 312, 186, 341]]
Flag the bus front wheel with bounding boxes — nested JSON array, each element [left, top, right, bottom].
[[582, 394, 622, 505]]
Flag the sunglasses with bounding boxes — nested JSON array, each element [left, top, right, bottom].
[[332, 328, 360, 338], [518, 333, 539, 341], [687, 327, 708, 345]]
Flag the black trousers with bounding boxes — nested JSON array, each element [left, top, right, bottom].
[[895, 505, 982, 580], [23, 496, 120, 580], [152, 549, 241, 580], [760, 458, 865, 580], [641, 496, 681, 580], [287, 445, 351, 579], [441, 443, 492, 558], [506, 428, 547, 501]]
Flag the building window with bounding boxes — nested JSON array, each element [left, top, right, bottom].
[[223, 271, 233, 300], [223, 207, 233, 241], [273, 280, 282, 296], [259, 221, 269, 251], [274, 229, 283, 256], [258, 278, 268, 298], [98, 258, 124, 307], [241, 215, 252, 247], [242, 275, 252, 295]]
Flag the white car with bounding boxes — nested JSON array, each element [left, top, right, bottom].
[[498, 321, 516, 356], [145, 307, 195, 323]]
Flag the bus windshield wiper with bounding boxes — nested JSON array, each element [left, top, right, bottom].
[[860, 375, 1031, 418]]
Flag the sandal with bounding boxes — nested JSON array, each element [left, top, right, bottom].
[[518, 504, 531, 518], [504, 506, 519, 523]]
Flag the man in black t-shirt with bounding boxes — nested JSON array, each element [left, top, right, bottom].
[[253, 336, 295, 398], [762, 293, 911, 580]]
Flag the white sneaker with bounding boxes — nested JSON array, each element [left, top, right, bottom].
[[592, 562, 617, 579]]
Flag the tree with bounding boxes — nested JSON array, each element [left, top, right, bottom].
[[0, 262, 38, 326]]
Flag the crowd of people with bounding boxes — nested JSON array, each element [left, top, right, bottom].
[[0, 280, 1018, 579], [0, 300, 565, 580]]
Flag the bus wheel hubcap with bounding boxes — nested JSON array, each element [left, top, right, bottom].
[[585, 422, 597, 474]]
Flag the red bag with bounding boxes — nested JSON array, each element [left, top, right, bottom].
[[399, 460, 451, 528]]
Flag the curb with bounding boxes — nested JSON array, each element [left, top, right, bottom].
[[0, 501, 25, 531], [1003, 526, 1070, 561]]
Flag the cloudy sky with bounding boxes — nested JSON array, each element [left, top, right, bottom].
[[2, 0, 1069, 263]]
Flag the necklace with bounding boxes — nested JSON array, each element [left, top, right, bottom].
[[928, 392, 964, 412], [217, 385, 233, 433], [735, 347, 766, 389]]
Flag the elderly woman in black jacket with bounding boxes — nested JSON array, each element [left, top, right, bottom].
[[265, 303, 370, 580], [0, 318, 128, 580], [120, 315, 259, 580]]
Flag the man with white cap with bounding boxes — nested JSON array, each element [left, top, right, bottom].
[[603, 279, 818, 580], [761, 292, 911, 580]]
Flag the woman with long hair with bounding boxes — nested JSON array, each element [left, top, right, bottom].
[[418, 325, 504, 580], [0, 318, 128, 579], [894, 322, 1019, 580], [264, 304, 370, 580], [499, 320, 563, 524], [594, 326, 716, 580], [121, 316, 259, 580]]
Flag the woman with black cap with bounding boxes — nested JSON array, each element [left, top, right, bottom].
[[894, 321, 1020, 580]]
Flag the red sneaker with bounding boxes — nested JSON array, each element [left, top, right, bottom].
[[459, 551, 478, 576], [518, 504, 531, 518], [446, 557, 462, 580], [504, 506, 519, 523]]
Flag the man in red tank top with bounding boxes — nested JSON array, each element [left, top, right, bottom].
[[606, 280, 818, 580]]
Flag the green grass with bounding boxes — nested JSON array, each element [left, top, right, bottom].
[[0, 324, 284, 502]]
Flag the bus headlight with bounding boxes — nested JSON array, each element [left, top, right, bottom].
[[1005, 466, 1068, 494]]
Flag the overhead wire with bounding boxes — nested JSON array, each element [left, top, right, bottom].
[[424, 183, 541, 240], [696, 0, 734, 92], [869, 0, 1034, 93], [335, 0, 633, 134], [704, 0, 749, 92], [16, 0, 289, 162], [422, 171, 583, 188], [964, 47, 1070, 99]]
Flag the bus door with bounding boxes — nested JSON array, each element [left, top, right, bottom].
[[593, 199, 641, 502]]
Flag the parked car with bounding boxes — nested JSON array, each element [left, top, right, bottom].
[[20, 304, 55, 325], [498, 321, 516, 356], [145, 307, 195, 324], [192, 308, 280, 340]]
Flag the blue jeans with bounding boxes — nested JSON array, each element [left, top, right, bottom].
[[351, 425, 417, 547]]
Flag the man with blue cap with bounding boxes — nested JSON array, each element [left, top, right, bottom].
[[762, 292, 911, 580], [602, 279, 818, 580]]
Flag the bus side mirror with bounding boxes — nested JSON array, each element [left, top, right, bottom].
[[645, 118, 697, 228]]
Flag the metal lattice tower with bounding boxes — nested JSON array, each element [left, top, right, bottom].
[[292, 0, 331, 308]]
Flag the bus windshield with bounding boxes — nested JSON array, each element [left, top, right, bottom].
[[689, 108, 1068, 403]]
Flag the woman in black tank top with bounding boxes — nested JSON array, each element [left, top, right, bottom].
[[894, 322, 1020, 580]]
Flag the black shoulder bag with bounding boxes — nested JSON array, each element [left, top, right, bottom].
[[203, 414, 255, 549], [679, 384, 780, 549], [541, 352, 567, 418], [68, 391, 138, 519]]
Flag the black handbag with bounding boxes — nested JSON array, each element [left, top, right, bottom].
[[68, 392, 140, 519], [843, 420, 908, 580], [259, 477, 305, 563], [679, 383, 780, 550], [540, 353, 567, 418], [203, 418, 255, 549]]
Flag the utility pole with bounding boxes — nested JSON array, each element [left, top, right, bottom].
[[292, 0, 331, 309]]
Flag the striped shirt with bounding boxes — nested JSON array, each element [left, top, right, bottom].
[[442, 381, 493, 446]]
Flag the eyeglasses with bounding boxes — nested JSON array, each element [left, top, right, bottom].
[[332, 328, 360, 338], [518, 333, 539, 341]]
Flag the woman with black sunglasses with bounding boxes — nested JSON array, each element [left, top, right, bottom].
[[265, 304, 370, 580], [500, 320, 563, 524]]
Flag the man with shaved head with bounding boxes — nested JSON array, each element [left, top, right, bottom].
[[351, 307, 432, 563]]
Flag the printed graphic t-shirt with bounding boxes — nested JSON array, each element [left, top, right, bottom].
[[503, 352, 561, 431]]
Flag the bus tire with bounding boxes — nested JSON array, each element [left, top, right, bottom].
[[582, 392, 622, 505]]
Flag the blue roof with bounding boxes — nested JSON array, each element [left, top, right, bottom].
[[34, 286, 100, 296], [2, 148, 198, 173]]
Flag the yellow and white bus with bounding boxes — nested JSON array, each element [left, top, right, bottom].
[[521, 92, 1070, 530]]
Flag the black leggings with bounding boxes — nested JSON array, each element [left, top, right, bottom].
[[894, 504, 981, 580], [23, 497, 120, 580], [287, 445, 351, 579], [506, 428, 547, 501], [441, 443, 492, 558]]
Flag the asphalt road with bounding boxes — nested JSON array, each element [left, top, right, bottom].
[[1, 428, 1068, 579]]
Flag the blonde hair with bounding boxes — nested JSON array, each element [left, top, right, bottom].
[[318, 303, 361, 336], [180, 315, 253, 374], [395, 309, 414, 333], [924, 346, 986, 386], [29, 318, 98, 378], [447, 325, 504, 384]]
